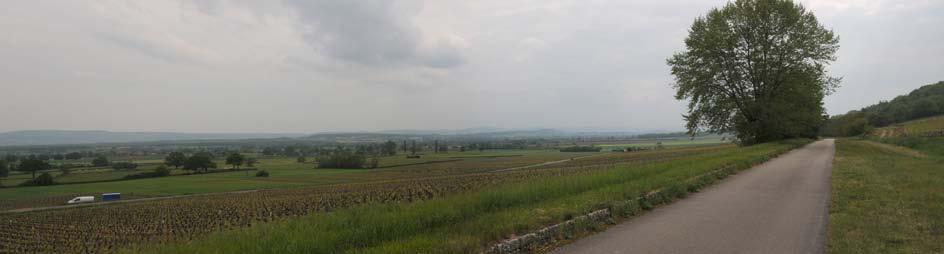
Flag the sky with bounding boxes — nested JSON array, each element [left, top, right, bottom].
[[0, 0, 941, 133]]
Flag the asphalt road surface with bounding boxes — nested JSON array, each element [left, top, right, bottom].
[[551, 139, 835, 254]]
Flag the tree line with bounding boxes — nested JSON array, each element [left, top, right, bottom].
[[821, 81, 944, 137]]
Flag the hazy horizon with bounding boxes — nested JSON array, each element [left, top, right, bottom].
[[2, 0, 942, 133]]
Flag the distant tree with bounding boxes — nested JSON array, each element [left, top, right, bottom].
[[381, 140, 397, 156], [668, 0, 839, 145], [18, 158, 51, 179], [261, 147, 279, 156], [225, 153, 245, 170], [0, 160, 8, 178], [91, 155, 110, 167], [64, 152, 83, 160], [3, 155, 17, 164], [296, 156, 306, 163], [317, 151, 367, 169], [284, 147, 298, 157], [245, 158, 258, 168], [21, 172, 55, 186], [410, 140, 417, 155], [153, 165, 171, 177], [183, 152, 216, 173], [111, 162, 138, 170], [51, 154, 64, 160], [164, 152, 187, 169]]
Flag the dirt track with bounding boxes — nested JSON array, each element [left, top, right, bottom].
[[551, 139, 835, 254]]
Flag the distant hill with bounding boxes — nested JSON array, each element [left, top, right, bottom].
[[823, 81, 944, 137], [0, 130, 308, 146]]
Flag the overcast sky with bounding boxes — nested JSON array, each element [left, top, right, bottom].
[[1, 0, 941, 133]]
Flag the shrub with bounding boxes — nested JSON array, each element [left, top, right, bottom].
[[21, 173, 56, 186], [317, 152, 366, 169], [153, 165, 171, 177], [91, 156, 109, 167], [560, 146, 603, 152], [255, 170, 270, 177]]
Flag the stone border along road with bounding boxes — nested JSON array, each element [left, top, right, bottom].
[[546, 139, 834, 254]]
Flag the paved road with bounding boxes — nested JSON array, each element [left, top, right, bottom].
[[551, 139, 835, 254]]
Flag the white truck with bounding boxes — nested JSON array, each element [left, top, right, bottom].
[[66, 196, 95, 204]]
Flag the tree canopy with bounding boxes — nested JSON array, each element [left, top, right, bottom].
[[18, 158, 51, 179], [183, 152, 216, 173], [164, 152, 187, 169], [225, 152, 245, 170], [668, 0, 839, 144]]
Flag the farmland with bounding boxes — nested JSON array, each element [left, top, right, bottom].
[[0, 141, 801, 253], [0, 150, 595, 211], [130, 140, 807, 254]]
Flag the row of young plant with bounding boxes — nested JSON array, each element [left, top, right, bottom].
[[131, 139, 810, 254]]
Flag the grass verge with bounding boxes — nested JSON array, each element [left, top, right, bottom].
[[828, 139, 944, 253]]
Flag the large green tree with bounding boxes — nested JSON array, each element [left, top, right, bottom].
[[668, 0, 839, 144], [183, 152, 216, 173], [18, 158, 51, 179]]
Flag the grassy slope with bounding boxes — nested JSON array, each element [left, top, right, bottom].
[[0, 150, 592, 203], [873, 115, 944, 137], [829, 138, 944, 253], [134, 140, 807, 254]]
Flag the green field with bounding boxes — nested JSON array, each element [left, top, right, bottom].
[[131, 140, 806, 254], [829, 138, 944, 253]]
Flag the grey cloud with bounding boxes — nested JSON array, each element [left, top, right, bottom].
[[284, 0, 464, 68]]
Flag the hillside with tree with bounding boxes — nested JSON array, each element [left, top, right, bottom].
[[822, 81, 944, 137]]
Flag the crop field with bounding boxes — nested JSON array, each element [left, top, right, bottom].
[[829, 138, 944, 253], [0, 141, 808, 253], [0, 150, 594, 211]]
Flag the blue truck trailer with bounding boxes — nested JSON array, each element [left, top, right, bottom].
[[102, 193, 121, 201]]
